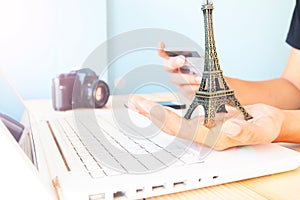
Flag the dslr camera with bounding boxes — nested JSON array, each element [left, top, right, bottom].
[[52, 68, 110, 111]]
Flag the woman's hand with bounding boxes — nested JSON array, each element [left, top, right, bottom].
[[130, 95, 284, 151], [158, 43, 201, 100]]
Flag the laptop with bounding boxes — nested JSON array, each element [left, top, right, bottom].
[[1, 68, 300, 200], [0, 69, 55, 199]]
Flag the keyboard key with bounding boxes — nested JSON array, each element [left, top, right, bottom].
[[50, 109, 204, 180], [133, 139, 162, 153], [114, 153, 148, 174], [89, 169, 106, 178], [101, 166, 123, 176], [135, 154, 165, 171], [152, 150, 178, 166]]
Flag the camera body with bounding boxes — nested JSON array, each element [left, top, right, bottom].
[[52, 68, 110, 111]]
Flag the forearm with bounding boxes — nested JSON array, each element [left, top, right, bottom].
[[226, 77, 300, 109], [274, 110, 300, 143]]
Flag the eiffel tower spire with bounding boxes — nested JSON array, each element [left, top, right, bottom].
[[184, 1, 253, 127]]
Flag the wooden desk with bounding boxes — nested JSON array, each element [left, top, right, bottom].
[[26, 94, 300, 200]]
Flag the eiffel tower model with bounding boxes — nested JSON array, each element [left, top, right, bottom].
[[184, 0, 253, 128]]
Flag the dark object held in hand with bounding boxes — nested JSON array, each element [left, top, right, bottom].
[[52, 68, 110, 111]]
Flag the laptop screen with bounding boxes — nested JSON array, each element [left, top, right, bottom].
[[0, 72, 25, 122], [0, 68, 36, 165]]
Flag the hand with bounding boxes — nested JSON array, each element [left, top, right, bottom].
[[130, 95, 284, 150], [158, 43, 202, 100]]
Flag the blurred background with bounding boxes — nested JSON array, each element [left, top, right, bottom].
[[0, 0, 295, 100]]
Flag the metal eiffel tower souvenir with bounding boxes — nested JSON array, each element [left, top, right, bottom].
[[184, 0, 253, 128]]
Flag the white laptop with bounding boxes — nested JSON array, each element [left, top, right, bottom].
[[1, 68, 300, 200], [0, 70, 55, 199]]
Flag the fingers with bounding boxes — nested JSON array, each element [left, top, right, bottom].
[[170, 73, 201, 98], [157, 42, 186, 71], [129, 95, 247, 151], [157, 42, 169, 59], [157, 42, 197, 99], [170, 73, 202, 85], [221, 119, 248, 140], [130, 95, 183, 135], [220, 104, 283, 144], [176, 85, 199, 100], [128, 97, 283, 151], [163, 56, 186, 72], [221, 118, 273, 145], [129, 95, 210, 143]]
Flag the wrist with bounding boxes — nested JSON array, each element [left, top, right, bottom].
[[275, 110, 300, 143]]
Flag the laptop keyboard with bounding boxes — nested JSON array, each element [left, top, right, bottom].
[[49, 110, 204, 178]]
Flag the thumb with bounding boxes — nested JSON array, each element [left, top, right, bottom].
[[157, 42, 169, 59], [130, 95, 183, 135], [221, 119, 247, 140]]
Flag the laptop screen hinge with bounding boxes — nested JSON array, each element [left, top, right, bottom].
[[47, 121, 71, 171]]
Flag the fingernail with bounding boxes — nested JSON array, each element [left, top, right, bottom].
[[176, 56, 185, 66], [222, 121, 242, 137], [195, 76, 202, 83], [159, 41, 165, 49], [137, 100, 153, 113]]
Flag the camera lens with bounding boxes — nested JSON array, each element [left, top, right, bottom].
[[95, 87, 102, 101], [93, 80, 110, 108]]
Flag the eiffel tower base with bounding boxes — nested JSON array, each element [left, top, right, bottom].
[[184, 91, 253, 128]]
